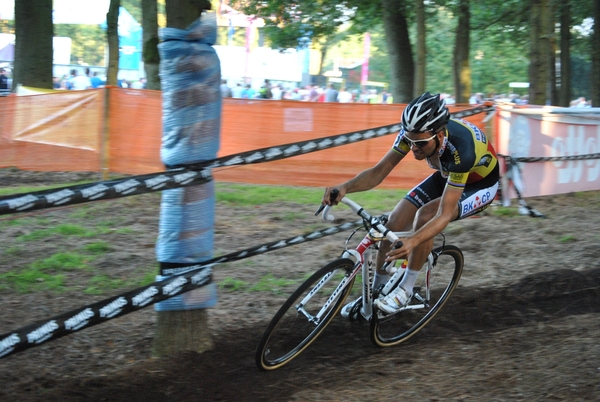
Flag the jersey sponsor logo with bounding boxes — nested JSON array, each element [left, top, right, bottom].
[[449, 172, 467, 184], [446, 141, 460, 165], [462, 120, 487, 144], [477, 154, 493, 168], [452, 150, 461, 165], [462, 191, 491, 215]]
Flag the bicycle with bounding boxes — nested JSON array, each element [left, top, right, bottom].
[[255, 191, 464, 371]]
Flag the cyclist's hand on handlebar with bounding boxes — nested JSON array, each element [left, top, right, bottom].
[[322, 186, 345, 206], [315, 187, 345, 216], [385, 237, 414, 262]]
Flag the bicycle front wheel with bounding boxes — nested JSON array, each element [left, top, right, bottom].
[[370, 245, 463, 347], [255, 258, 356, 370]]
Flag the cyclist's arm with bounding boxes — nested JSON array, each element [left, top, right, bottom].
[[323, 149, 404, 204], [386, 184, 463, 261], [413, 184, 462, 242]]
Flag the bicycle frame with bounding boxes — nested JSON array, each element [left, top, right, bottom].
[[256, 194, 464, 370], [300, 202, 437, 324]]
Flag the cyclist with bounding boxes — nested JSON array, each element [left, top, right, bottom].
[[322, 92, 499, 318]]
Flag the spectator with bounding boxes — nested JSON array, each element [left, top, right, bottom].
[[90, 72, 105, 88], [241, 84, 255, 99], [220, 79, 232, 97], [258, 80, 273, 99], [570, 97, 590, 108], [69, 69, 92, 90], [443, 94, 456, 105], [130, 79, 144, 89], [324, 84, 338, 102], [290, 88, 302, 101], [271, 84, 283, 100], [0, 68, 10, 91], [231, 82, 244, 98], [381, 91, 389, 104], [308, 85, 320, 102], [337, 87, 353, 103]]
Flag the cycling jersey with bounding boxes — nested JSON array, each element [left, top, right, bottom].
[[392, 118, 498, 190]]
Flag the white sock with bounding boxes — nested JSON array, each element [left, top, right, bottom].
[[373, 272, 390, 290], [398, 269, 419, 295]]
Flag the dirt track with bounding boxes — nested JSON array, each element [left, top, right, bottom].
[[0, 169, 599, 401]]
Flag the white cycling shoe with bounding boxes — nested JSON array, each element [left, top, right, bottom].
[[374, 286, 411, 315]]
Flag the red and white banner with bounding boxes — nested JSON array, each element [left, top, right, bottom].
[[496, 105, 600, 198]]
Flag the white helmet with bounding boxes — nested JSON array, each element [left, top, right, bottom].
[[401, 92, 450, 132]]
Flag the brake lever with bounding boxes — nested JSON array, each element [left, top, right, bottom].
[[315, 189, 340, 217]]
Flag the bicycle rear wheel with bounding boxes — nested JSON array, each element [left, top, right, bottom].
[[370, 245, 463, 347], [255, 258, 356, 370]]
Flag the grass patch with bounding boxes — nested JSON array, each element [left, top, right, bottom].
[[0, 269, 65, 293], [218, 277, 248, 292], [4, 246, 23, 256], [84, 241, 111, 254], [0, 252, 90, 293], [30, 252, 90, 272], [17, 224, 94, 241], [559, 235, 576, 243], [247, 274, 298, 294], [489, 206, 520, 217], [215, 183, 405, 212]]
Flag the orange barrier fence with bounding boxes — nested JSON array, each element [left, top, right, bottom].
[[0, 88, 491, 190]]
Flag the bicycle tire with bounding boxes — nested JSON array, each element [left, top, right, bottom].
[[370, 245, 463, 347], [255, 258, 356, 370]]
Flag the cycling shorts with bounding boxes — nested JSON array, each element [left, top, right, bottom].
[[404, 163, 499, 220]]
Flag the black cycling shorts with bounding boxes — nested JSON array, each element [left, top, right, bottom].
[[404, 163, 499, 220]]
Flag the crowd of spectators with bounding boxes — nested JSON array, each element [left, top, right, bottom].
[[220, 79, 394, 104], [53, 67, 147, 91]]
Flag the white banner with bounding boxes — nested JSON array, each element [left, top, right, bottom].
[[496, 105, 600, 197]]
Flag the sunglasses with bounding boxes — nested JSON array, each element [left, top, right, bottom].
[[404, 132, 438, 148]]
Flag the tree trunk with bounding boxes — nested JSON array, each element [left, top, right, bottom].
[[106, 0, 120, 86], [153, 0, 214, 359], [453, 0, 471, 104], [528, 0, 552, 105], [166, 0, 211, 29], [153, 309, 214, 356], [381, 0, 414, 103], [13, 0, 53, 90], [142, 0, 161, 90], [558, 2, 571, 107], [590, 0, 600, 107], [414, 0, 425, 96]]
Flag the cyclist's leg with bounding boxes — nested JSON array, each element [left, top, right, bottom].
[[375, 172, 447, 275]]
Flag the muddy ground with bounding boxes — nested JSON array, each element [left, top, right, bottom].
[[0, 168, 598, 401]]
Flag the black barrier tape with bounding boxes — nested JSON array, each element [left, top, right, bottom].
[[0, 105, 495, 358], [0, 218, 363, 359], [498, 153, 600, 163], [0, 105, 493, 217]]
